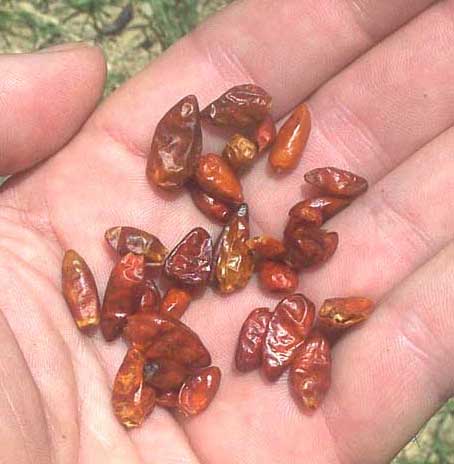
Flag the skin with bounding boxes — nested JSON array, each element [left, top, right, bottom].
[[1, 1, 454, 463]]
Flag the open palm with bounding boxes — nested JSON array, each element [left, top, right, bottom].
[[2, 1, 454, 463]]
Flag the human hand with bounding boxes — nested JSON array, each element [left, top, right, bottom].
[[1, 1, 453, 463]]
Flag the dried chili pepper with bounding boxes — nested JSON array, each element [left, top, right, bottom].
[[235, 307, 271, 372], [104, 226, 168, 266], [213, 203, 254, 293], [318, 297, 374, 331], [259, 260, 299, 293], [284, 222, 338, 269], [143, 358, 190, 392], [262, 294, 315, 380], [123, 313, 211, 368], [250, 114, 276, 153], [101, 252, 145, 341], [201, 84, 271, 128], [246, 235, 286, 260], [112, 348, 156, 428], [62, 249, 100, 331], [178, 366, 221, 416], [288, 203, 323, 228], [269, 103, 311, 172], [289, 331, 331, 412], [160, 287, 192, 319], [138, 272, 161, 313], [289, 196, 351, 226], [164, 227, 213, 287], [189, 184, 232, 224], [222, 134, 258, 171], [304, 167, 368, 198], [195, 153, 244, 204], [146, 95, 202, 189], [156, 391, 179, 408]]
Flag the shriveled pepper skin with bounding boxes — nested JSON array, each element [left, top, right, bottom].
[[289, 197, 351, 226], [289, 331, 331, 412], [304, 167, 368, 198], [214, 203, 254, 293], [160, 287, 192, 319], [146, 95, 202, 189], [259, 260, 299, 293], [101, 252, 145, 341], [62, 250, 100, 331], [112, 348, 156, 428], [269, 103, 311, 173], [288, 203, 323, 228], [123, 313, 211, 368], [284, 222, 338, 269], [235, 307, 271, 372], [262, 294, 315, 381], [178, 366, 221, 416], [250, 114, 276, 153], [222, 134, 258, 171], [201, 84, 272, 128], [195, 153, 244, 204], [104, 226, 168, 266], [143, 358, 190, 392], [189, 184, 232, 224], [246, 235, 286, 260], [156, 391, 179, 408], [164, 227, 213, 287], [318, 297, 375, 331], [138, 274, 161, 313]]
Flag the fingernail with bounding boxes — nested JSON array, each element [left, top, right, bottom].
[[37, 41, 92, 53]]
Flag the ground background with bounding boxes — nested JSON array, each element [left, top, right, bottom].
[[0, 1, 452, 462]]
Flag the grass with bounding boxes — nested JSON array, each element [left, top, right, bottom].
[[0, 0, 230, 93], [0, 1, 453, 462]]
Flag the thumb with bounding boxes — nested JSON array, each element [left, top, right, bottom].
[[0, 42, 106, 175]]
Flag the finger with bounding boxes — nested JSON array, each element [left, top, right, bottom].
[[246, 0, 454, 232], [0, 310, 52, 464], [324, 241, 454, 463], [0, 43, 106, 175], [91, 0, 434, 153]]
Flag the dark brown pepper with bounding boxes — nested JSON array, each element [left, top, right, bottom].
[[146, 95, 202, 189], [164, 227, 213, 287], [201, 84, 272, 128]]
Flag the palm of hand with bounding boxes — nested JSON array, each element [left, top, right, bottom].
[[2, 1, 454, 463]]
